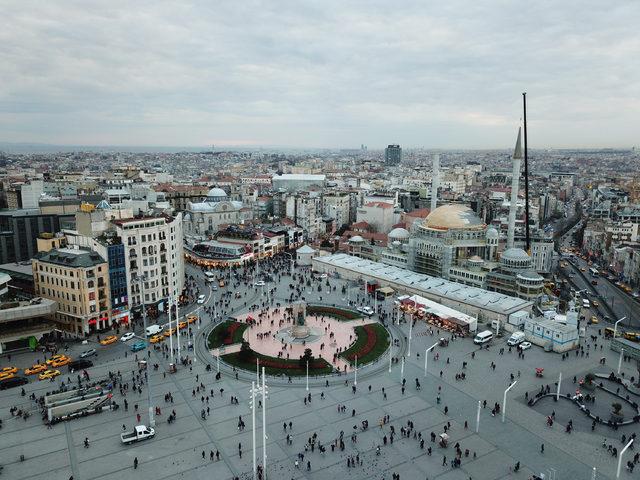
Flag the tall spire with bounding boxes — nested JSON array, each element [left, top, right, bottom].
[[507, 128, 522, 249], [513, 127, 523, 160], [430, 154, 440, 213]]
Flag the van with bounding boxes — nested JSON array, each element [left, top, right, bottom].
[[473, 330, 494, 345], [145, 324, 163, 336], [507, 331, 525, 346]]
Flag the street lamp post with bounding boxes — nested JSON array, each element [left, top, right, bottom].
[[502, 381, 517, 423], [250, 381, 257, 480], [354, 355, 358, 387], [400, 356, 405, 382], [407, 317, 413, 357], [306, 361, 309, 391], [614, 316, 627, 339], [168, 296, 174, 361], [556, 372, 562, 401], [135, 275, 155, 428], [424, 342, 438, 377], [261, 367, 267, 477], [475, 400, 481, 433], [618, 348, 624, 375], [388, 348, 392, 373], [617, 438, 634, 479], [176, 300, 181, 358]]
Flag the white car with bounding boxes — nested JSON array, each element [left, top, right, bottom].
[[120, 332, 135, 342], [197, 294, 206, 304], [519, 341, 532, 351], [362, 306, 374, 316], [319, 273, 328, 279], [254, 281, 265, 287]]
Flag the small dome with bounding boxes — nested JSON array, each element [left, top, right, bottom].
[[423, 204, 484, 231], [486, 227, 499, 239], [501, 247, 530, 261], [392, 240, 401, 247], [468, 255, 484, 263], [349, 235, 364, 243], [388, 227, 410, 240], [207, 187, 227, 198]]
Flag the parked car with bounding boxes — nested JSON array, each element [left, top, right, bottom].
[[121, 332, 135, 342], [131, 341, 147, 352], [80, 349, 97, 358], [121, 425, 155, 444], [361, 306, 375, 316], [100, 335, 118, 346], [24, 364, 47, 375], [519, 341, 532, 350], [68, 359, 93, 372], [197, 294, 206, 304], [0, 376, 28, 390], [39, 369, 61, 380]]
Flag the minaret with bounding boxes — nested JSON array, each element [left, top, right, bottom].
[[507, 128, 523, 249], [430, 154, 440, 212]]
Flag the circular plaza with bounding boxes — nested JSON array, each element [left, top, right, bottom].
[[207, 303, 390, 377]]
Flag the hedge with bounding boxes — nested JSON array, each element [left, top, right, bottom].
[[339, 323, 390, 365], [222, 349, 334, 376], [207, 321, 248, 349], [306, 305, 361, 321]]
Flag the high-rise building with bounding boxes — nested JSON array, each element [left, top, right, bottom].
[[384, 145, 402, 165]]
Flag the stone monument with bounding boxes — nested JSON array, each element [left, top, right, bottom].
[[290, 301, 310, 339]]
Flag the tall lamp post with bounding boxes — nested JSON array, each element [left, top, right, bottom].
[[134, 274, 155, 428], [424, 341, 438, 377], [613, 316, 627, 339], [502, 381, 517, 423]]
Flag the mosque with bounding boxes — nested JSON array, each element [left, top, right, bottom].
[[348, 130, 544, 301], [183, 188, 243, 236]]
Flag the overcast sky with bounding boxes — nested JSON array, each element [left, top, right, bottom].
[[1, 1, 638, 149]]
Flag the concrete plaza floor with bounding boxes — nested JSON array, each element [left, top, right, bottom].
[[0, 263, 637, 480]]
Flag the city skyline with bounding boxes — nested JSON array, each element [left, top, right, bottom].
[[2, 1, 639, 149]]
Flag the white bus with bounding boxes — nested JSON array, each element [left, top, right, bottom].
[[589, 267, 599, 277], [204, 271, 216, 283], [582, 299, 591, 309]]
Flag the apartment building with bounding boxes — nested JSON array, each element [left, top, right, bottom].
[[114, 214, 184, 311], [33, 247, 111, 335]]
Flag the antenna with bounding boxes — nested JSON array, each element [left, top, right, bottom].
[[523, 93, 531, 252]]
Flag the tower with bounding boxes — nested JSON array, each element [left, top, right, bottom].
[[507, 128, 523, 249], [430, 154, 440, 212]]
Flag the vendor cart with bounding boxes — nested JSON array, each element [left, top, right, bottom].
[[535, 367, 544, 378], [438, 432, 449, 448]]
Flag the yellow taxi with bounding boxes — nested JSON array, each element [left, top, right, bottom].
[[580, 267, 586, 272], [164, 327, 177, 337], [623, 332, 640, 342], [50, 357, 72, 368], [0, 371, 16, 381], [149, 334, 165, 344], [590, 316, 599, 324], [0, 366, 18, 375], [39, 369, 61, 380], [178, 321, 187, 330], [46, 354, 67, 365], [100, 335, 118, 346], [24, 364, 48, 375], [187, 315, 198, 324]]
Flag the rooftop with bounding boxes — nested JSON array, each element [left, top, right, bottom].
[[34, 248, 106, 268]]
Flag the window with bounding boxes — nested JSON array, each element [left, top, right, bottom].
[[89, 292, 95, 301]]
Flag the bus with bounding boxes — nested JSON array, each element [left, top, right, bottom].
[[204, 271, 216, 283], [589, 267, 599, 277]]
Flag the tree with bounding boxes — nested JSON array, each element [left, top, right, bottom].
[[584, 373, 595, 385], [299, 348, 314, 367], [239, 341, 252, 361], [612, 402, 623, 415]]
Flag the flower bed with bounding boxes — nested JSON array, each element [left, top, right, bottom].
[[307, 305, 361, 321], [339, 323, 390, 365], [207, 321, 248, 349], [222, 350, 334, 376]]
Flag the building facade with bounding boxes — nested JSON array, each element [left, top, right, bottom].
[[33, 247, 112, 335]]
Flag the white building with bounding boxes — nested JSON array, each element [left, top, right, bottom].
[[273, 174, 326, 192], [323, 193, 351, 229], [114, 214, 184, 310], [286, 194, 323, 240], [356, 201, 401, 233], [183, 188, 243, 237]]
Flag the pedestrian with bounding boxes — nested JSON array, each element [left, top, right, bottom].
[[541, 443, 544, 454], [134, 457, 138, 469]]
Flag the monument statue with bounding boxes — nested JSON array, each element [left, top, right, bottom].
[[291, 301, 310, 339]]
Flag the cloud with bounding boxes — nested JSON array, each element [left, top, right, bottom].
[[0, 0, 638, 148]]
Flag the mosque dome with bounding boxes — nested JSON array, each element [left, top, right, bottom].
[[486, 227, 499, 239], [207, 188, 228, 199], [388, 227, 410, 240], [500, 247, 532, 272], [422, 204, 485, 231], [349, 235, 364, 243]]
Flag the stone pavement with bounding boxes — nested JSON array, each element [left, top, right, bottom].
[[0, 263, 637, 480]]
